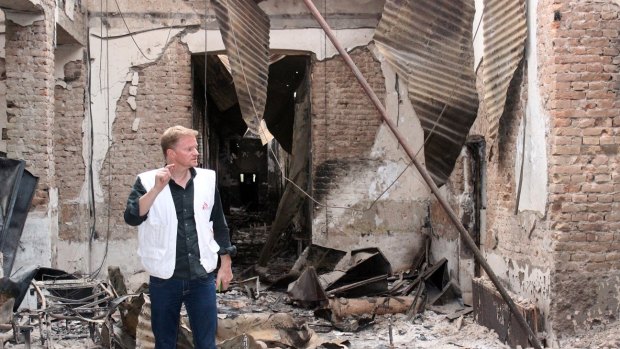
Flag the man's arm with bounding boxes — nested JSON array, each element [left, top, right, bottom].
[[124, 178, 148, 226], [138, 165, 174, 216], [211, 187, 233, 290], [124, 166, 175, 225], [211, 187, 232, 249]]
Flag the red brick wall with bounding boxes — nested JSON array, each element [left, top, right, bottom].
[[310, 47, 384, 207], [5, 15, 56, 209], [100, 38, 193, 240], [541, 0, 620, 333], [55, 59, 88, 241]]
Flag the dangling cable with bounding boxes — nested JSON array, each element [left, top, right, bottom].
[[204, 0, 210, 167]]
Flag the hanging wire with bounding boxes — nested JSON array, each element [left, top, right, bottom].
[[90, 0, 114, 278], [91, 0, 113, 279], [204, 0, 209, 167]]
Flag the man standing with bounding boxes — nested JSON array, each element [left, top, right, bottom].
[[124, 125, 234, 348]]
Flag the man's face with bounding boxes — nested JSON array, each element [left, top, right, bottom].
[[169, 135, 199, 168]]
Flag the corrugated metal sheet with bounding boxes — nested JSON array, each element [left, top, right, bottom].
[[374, 0, 479, 186], [483, 0, 527, 145], [212, 0, 270, 136]]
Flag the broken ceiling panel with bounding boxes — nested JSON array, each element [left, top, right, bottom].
[[374, 0, 479, 186], [482, 0, 527, 145], [212, 0, 270, 138]]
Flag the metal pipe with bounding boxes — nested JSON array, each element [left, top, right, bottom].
[[301, 1, 543, 348]]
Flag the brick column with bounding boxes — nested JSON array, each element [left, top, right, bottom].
[[5, 11, 56, 210], [541, 0, 620, 335]]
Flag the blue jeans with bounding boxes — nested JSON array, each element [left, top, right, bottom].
[[149, 274, 217, 349]]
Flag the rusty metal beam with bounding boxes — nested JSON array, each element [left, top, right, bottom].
[[301, 1, 542, 348]]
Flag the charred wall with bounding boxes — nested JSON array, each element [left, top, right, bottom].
[[433, 0, 620, 341], [310, 46, 430, 271]]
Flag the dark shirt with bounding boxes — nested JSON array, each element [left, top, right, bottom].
[[124, 167, 230, 280]]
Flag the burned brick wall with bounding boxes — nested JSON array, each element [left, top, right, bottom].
[[100, 38, 193, 240], [311, 47, 384, 174], [309, 45, 429, 271], [54, 59, 89, 241], [310, 46, 384, 228], [541, 0, 620, 335]]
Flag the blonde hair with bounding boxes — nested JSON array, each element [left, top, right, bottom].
[[160, 125, 199, 157]]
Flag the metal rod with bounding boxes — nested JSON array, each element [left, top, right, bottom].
[[301, 1, 543, 348]]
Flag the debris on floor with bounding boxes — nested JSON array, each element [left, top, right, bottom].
[[0, 220, 614, 349]]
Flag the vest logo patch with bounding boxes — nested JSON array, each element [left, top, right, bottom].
[[202, 202, 209, 210]]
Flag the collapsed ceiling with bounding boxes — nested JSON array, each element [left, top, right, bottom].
[[208, 0, 525, 184], [374, 0, 479, 186], [212, 0, 271, 140]]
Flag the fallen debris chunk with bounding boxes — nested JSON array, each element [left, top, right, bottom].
[[288, 267, 327, 307], [291, 245, 347, 275], [327, 297, 416, 319], [321, 248, 392, 298], [107, 266, 128, 297], [237, 276, 261, 299]]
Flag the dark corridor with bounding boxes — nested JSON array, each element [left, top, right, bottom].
[[191, 53, 310, 270]]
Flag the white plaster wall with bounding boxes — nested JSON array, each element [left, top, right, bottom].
[[515, 0, 548, 214], [473, 0, 484, 71], [4, 12, 44, 27]]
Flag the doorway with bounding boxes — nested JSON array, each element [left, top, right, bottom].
[[191, 53, 311, 271]]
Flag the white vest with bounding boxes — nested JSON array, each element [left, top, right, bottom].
[[137, 168, 220, 279]]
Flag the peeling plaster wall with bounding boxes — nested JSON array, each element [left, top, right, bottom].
[[12, 200, 55, 271], [429, 151, 479, 304], [88, 28, 183, 205]]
